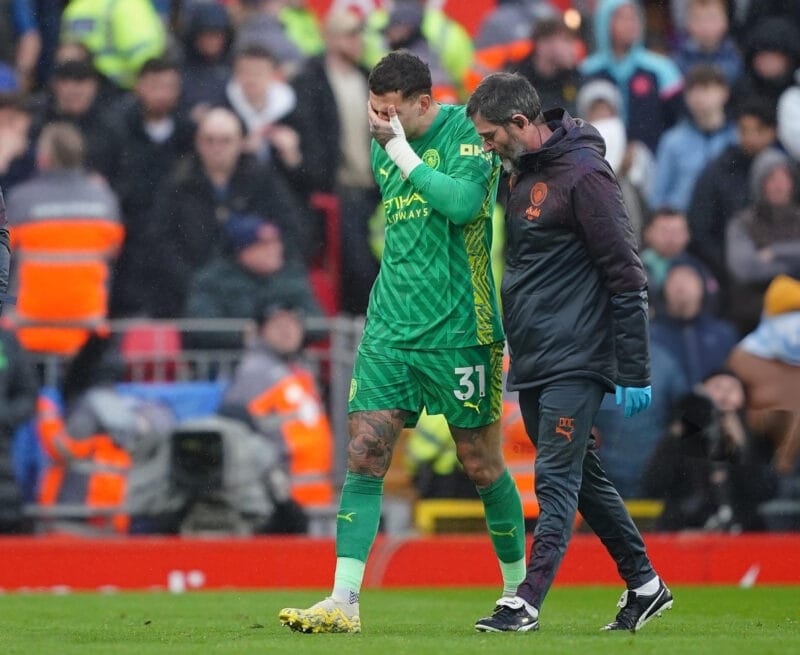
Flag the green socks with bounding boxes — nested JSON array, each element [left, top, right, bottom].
[[332, 471, 384, 600], [478, 468, 526, 595], [331, 470, 525, 600]]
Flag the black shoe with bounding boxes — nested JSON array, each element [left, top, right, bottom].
[[602, 580, 674, 633], [475, 597, 540, 633]]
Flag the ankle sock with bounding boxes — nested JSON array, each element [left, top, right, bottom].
[[633, 575, 660, 596]]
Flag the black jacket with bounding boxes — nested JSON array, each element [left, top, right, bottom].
[[687, 144, 755, 283], [30, 93, 119, 181], [147, 154, 309, 318], [502, 109, 649, 391], [107, 98, 195, 316], [507, 57, 583, 118], [288, 55, 371, 196]]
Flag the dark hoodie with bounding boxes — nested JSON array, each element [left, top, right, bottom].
[[650, 257, 739, 386], [179, 1, 233, 114], [502, 108, 649, 391], [732, 16, 800, 109]]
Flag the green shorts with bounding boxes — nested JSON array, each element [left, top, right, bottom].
[[348, 339, 504, 429]]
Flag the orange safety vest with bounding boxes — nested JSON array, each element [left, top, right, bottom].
[[463, 39, 534, 94], [36, 394, 130, 533], [10, 217, 124, 356], [502, 397, 539, 519], [463, 38, 587, 94], [247, 368, 334, 507]]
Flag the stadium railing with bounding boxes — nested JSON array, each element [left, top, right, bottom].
[[22, 316, 365, 535]]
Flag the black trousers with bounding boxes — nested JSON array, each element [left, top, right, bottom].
[[515, 377, 656, 609]]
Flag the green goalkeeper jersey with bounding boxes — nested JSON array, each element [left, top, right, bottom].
[[364, 103, 504, 349]]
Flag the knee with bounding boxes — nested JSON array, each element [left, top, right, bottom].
[[457, 447, 504, 488]]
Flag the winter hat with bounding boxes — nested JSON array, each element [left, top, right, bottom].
[[223, 214, 280, 253], [745, 17, 800, 66], [184, 0, 231, 32], [575, 79, 622, 119], [385, 2, 424, 31], [665, 253, 720, 304], [749, 148, 792, 200], [763, 274, 800, 317]]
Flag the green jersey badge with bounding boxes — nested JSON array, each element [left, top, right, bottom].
[[422, 149, 441, 169]]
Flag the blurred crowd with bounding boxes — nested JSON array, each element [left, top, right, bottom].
[[0, 0, 799, 535]]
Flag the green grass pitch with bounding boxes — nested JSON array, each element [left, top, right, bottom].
[[0, 586, 797, 654]]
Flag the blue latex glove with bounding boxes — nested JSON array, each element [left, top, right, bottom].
[[615, 385, 652, 418]]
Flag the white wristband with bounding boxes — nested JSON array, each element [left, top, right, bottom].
[[385, 137, 423, 177]]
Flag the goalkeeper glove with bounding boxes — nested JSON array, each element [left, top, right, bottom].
[[615, 385, 651, 418]]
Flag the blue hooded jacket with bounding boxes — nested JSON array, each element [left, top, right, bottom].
[[581, 0, 683, 151]]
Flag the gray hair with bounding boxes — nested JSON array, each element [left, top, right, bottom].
[[37, 122, 85, 170], [466, 72, 542, 124]]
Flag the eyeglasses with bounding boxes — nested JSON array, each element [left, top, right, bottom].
[[199, 134, 238, 145]]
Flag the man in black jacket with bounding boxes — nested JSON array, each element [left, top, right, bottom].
[[288, 8, 380, 315], [107, 57, 195, 317], [466, 72, 672, 634], [147, 108, 311, 318]]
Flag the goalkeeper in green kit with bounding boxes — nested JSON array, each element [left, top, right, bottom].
[[279, 50, 526, 634]]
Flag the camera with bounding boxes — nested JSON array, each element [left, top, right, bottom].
[[675, 390, 727, 461]]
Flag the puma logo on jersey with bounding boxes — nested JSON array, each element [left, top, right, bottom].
[[379, 167, 389, 178], [555, 417, 574, 442], [337, 512, 356, 523], [464, 399, 482, 413]]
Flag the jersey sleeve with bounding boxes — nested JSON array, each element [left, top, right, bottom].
[[406, 112, 497, 225]]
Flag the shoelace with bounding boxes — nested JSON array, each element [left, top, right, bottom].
[[613, 590, 641, 629], [491, 597, 536, 621], [491, 604, 526, 622]]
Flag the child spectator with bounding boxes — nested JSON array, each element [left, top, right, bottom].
[[650, 64, 736, 213], [674, 0, 742, 86], [640, 207, 720, 315]]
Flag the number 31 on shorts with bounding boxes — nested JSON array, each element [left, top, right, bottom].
[[453, 365, 486, 401]]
